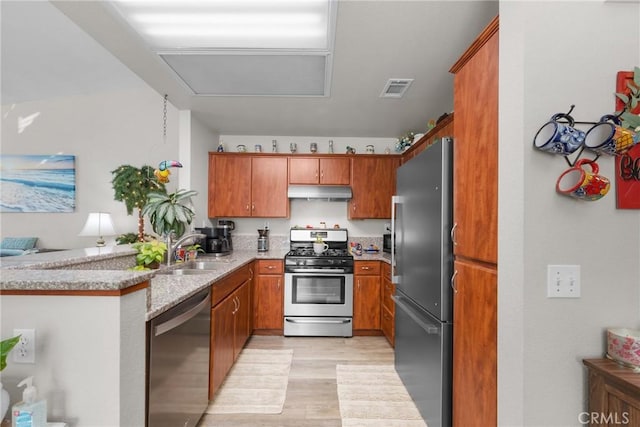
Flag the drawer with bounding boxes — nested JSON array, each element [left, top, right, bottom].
[[354, 261, 380, 276], [382, 279, 395, 314], [256, 259, 283, 275], [212, 264, 251, 306]]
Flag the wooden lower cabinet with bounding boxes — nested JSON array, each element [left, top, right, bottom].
[[253, 260, 284, 333], [380, 262, 395, 347], [584, 359, 640, 427], [452, 259, 497, 427], [353, 261, 381, 332], [209, 265, 252, 399]]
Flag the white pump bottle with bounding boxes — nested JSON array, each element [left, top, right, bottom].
[[11, 376, 47, 427]]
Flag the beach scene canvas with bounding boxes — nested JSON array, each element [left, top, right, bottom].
[[0, 154, 76, 212]]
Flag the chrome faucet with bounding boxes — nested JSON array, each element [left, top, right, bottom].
[[166, 232, 206, 266]]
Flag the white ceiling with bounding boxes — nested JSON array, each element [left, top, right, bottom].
[[1, 0, 498, 138]]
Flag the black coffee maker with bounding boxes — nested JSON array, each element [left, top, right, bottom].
[[216, 220, 235, 251], [195, 226, 232, 255]]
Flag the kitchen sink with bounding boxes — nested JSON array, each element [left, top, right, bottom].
[[154, 261, 223, 276], [155, 269, 214, 276], [191, 261, 223, 270]]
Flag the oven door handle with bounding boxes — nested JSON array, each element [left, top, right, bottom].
[[285, 318, 351, 324], [286, 268, 347, 274]]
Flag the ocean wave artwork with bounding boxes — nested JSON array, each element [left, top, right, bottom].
[[0, 154, 76, 213]]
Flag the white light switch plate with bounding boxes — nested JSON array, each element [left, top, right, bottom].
[[547, 265, 580, 298]]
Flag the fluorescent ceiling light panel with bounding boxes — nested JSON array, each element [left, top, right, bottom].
[[160, 52, 327, 96], [111, 0, 332, 50]]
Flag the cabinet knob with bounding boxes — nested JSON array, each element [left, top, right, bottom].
[[267, 265, 274, 269], [361, 266, 370, 270]]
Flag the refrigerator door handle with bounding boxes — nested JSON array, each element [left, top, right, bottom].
[[392, 295, 440, 335], [391, 195, 402, 284], [451, 270, 458, 293], [451, 222, 458, 246]]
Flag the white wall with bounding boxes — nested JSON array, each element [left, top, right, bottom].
[[1, 291, 146, 426], [187, 112, 220, 230], [1, 89, 181, 249], [499, 2, 640, 426]]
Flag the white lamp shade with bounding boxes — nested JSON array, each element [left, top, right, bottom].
[[79, 212, 117, 243]]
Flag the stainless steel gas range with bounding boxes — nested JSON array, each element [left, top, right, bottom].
[[284, 228, 354, 337]]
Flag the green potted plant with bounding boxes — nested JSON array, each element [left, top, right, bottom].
[[130, 240, 168, 270], [141, 189, 198, 238], [1, 335, 20, 419], [111, 165, 167, 243]]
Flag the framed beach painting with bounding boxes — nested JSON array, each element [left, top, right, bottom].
[[0, 154, 76, 212]]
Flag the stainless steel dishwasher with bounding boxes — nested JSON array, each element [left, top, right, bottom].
[[147, 288, 211, 427]]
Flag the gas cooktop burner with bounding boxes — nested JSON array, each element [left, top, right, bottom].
[[286, 248, 351, 258]]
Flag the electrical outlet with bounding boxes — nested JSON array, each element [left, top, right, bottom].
[[547, 265, 581, 298], [12, 328, 35, 363]]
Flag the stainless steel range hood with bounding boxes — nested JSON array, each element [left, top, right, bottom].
[[287, 185, 352, 201]]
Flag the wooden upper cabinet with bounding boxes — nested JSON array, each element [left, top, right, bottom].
[[209, 154, 252, 217], [251, 156, 289, 217], [208, 153, 289, 218], [349, 156, 400, 219], [450, 18, 498, 264], [288, 156, 351, 185]]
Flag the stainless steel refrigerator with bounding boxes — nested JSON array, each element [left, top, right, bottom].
[[391, 136, 453, 427]]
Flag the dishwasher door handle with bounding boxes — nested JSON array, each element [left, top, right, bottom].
[[154, 291, 211, 337]]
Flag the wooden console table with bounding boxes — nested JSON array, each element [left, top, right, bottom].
[[583, 358, 640, 426]]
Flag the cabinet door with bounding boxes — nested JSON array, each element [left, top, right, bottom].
[[253, 274, 283, 330], [452, 259, 497, 427], [452, 27, 498, 264], [234, 281, 251, 358], [251, 157, 289, 217], [353, 275, 381, 330], [320, 157, 351, 184], [289, 157, 319, 184], [210, 296, 236, 398], [349, 156, 399, 219], [209, 154, 252, 217], [381, 263, 395, 346]]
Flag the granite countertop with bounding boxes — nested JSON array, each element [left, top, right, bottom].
[[0, 245, 388, 321], [0, 246, 156, 292], [0, 245, 138, 270], [147, 249, 288, 320]]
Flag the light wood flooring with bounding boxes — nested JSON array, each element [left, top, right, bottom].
[[198, 335, 394, 427]]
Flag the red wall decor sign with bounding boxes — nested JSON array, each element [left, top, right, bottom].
[[615, 71, 640, 209]]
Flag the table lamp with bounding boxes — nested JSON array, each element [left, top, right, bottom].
[[79, 212, 116, 247]]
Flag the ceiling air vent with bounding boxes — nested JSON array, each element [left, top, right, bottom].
[[380, 78, 414, 98]]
